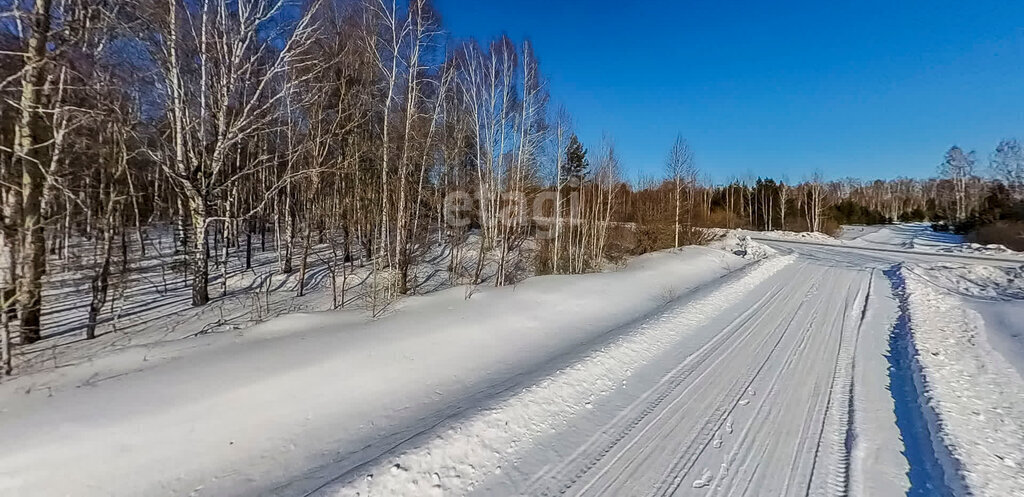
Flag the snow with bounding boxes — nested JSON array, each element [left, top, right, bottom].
[[744, 228, 841, 244], [752, 237, 1024, 496], [849, 272, 910, 497], [903, 260, 1024, 378], [899, 265, 1024, 496], [706, 227, 841, 245], [11, 227, 533, 377], [939, 242, 1023, 257], [706, 232, 778, 259], [4, 222, 1024, 497], [321, 254, 795, 496], [711, 223, 1024, 262], [476, 247, 880, 496], [0, 246, 751, 497], [966, 299, 1024, 379], [884, 267, 961, 497], [840, 223, 963, 249], [906, 262, 1024, 301], [843, 223, 1024, 259]]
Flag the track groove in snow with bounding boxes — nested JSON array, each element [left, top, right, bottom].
[[696, 270, 864, 495], [883, 266, 957, 497], [525, 280, 799, 496], [653, 277, 830, 497], [516, 260, 870, 497], [806, 271, 867, 496], [318, 255, 797, 496]]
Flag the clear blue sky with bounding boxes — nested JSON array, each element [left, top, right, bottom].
[[435, 0, 1024, 183]]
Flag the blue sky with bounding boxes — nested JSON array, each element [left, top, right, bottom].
[[434, 0, 1024, 183]]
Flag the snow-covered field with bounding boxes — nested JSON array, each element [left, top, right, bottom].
[[841, 223, 1024, 258], [2, 223, 1023, 496], [732, 222, 1024, 261], [12, 228, 534, 377]]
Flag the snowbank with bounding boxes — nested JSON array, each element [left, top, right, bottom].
[[935, 242, 1023, 257], [844, 223, 1024, 260], [747, 229, 840, 244], [0, 246, 753, 497], [716, 228, 841, 245], [907, 263, 1024, 301], [901, 266, 1024, 495], [707, 232, 778, 260]]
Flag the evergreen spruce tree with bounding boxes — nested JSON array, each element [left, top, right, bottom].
[[563, 133, 589, 187]]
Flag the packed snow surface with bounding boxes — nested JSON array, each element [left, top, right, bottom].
[[714, 223, 1024, 261]]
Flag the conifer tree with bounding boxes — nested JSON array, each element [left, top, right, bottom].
[[563, 134, 589, 186]]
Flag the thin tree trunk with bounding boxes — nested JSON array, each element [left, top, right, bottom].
[[191, 217, 210, 306], [14, 0, 55, 345], [245, 225, 252, 270], [86, 221, 115, 340], [296, 226, 311, 297]]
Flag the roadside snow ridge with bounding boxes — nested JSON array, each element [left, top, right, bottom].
[[321, 255, 796, 496], [903, 269, 1024, 496]]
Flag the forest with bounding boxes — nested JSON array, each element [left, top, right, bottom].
[[1, 0, 1022, 377]]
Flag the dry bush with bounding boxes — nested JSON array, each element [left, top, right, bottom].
[[602, 225, 642, 261], [968, 221, 1024, 251], [599, 223, 667, 262], [820, 218, 843, 238], [533, 239, 554, 275], [631, 222, 673, 255], [604, 222, 715, 261], [703, 210, 741, 230], [682, 226, 717, 245], [364, 268, 400, 317]]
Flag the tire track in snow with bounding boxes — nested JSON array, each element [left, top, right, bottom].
[[533, 263, 860, 497], [720, 272, 860, 496], [665, 271, 836, 497], [707, 292, 824, 497], [548, 264, 867, 497], [652, 275, 831, 497], [317, 255, 796, 497], [805, 273, 868, 497], [525, 273, 802, 496]]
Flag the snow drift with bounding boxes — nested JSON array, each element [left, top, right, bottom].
[[899, 266, 1024, 496], [907, 263, 1024, 301]]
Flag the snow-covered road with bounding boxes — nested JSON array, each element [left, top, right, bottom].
[[426, 240, 1021, 497], [2, 229, 1023, 497], [320, 243, 918, 497], [518, 260, 867, 497]]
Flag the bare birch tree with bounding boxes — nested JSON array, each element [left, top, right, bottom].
[[941, 146, 975, 222], [665, 134, 693, 248]]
